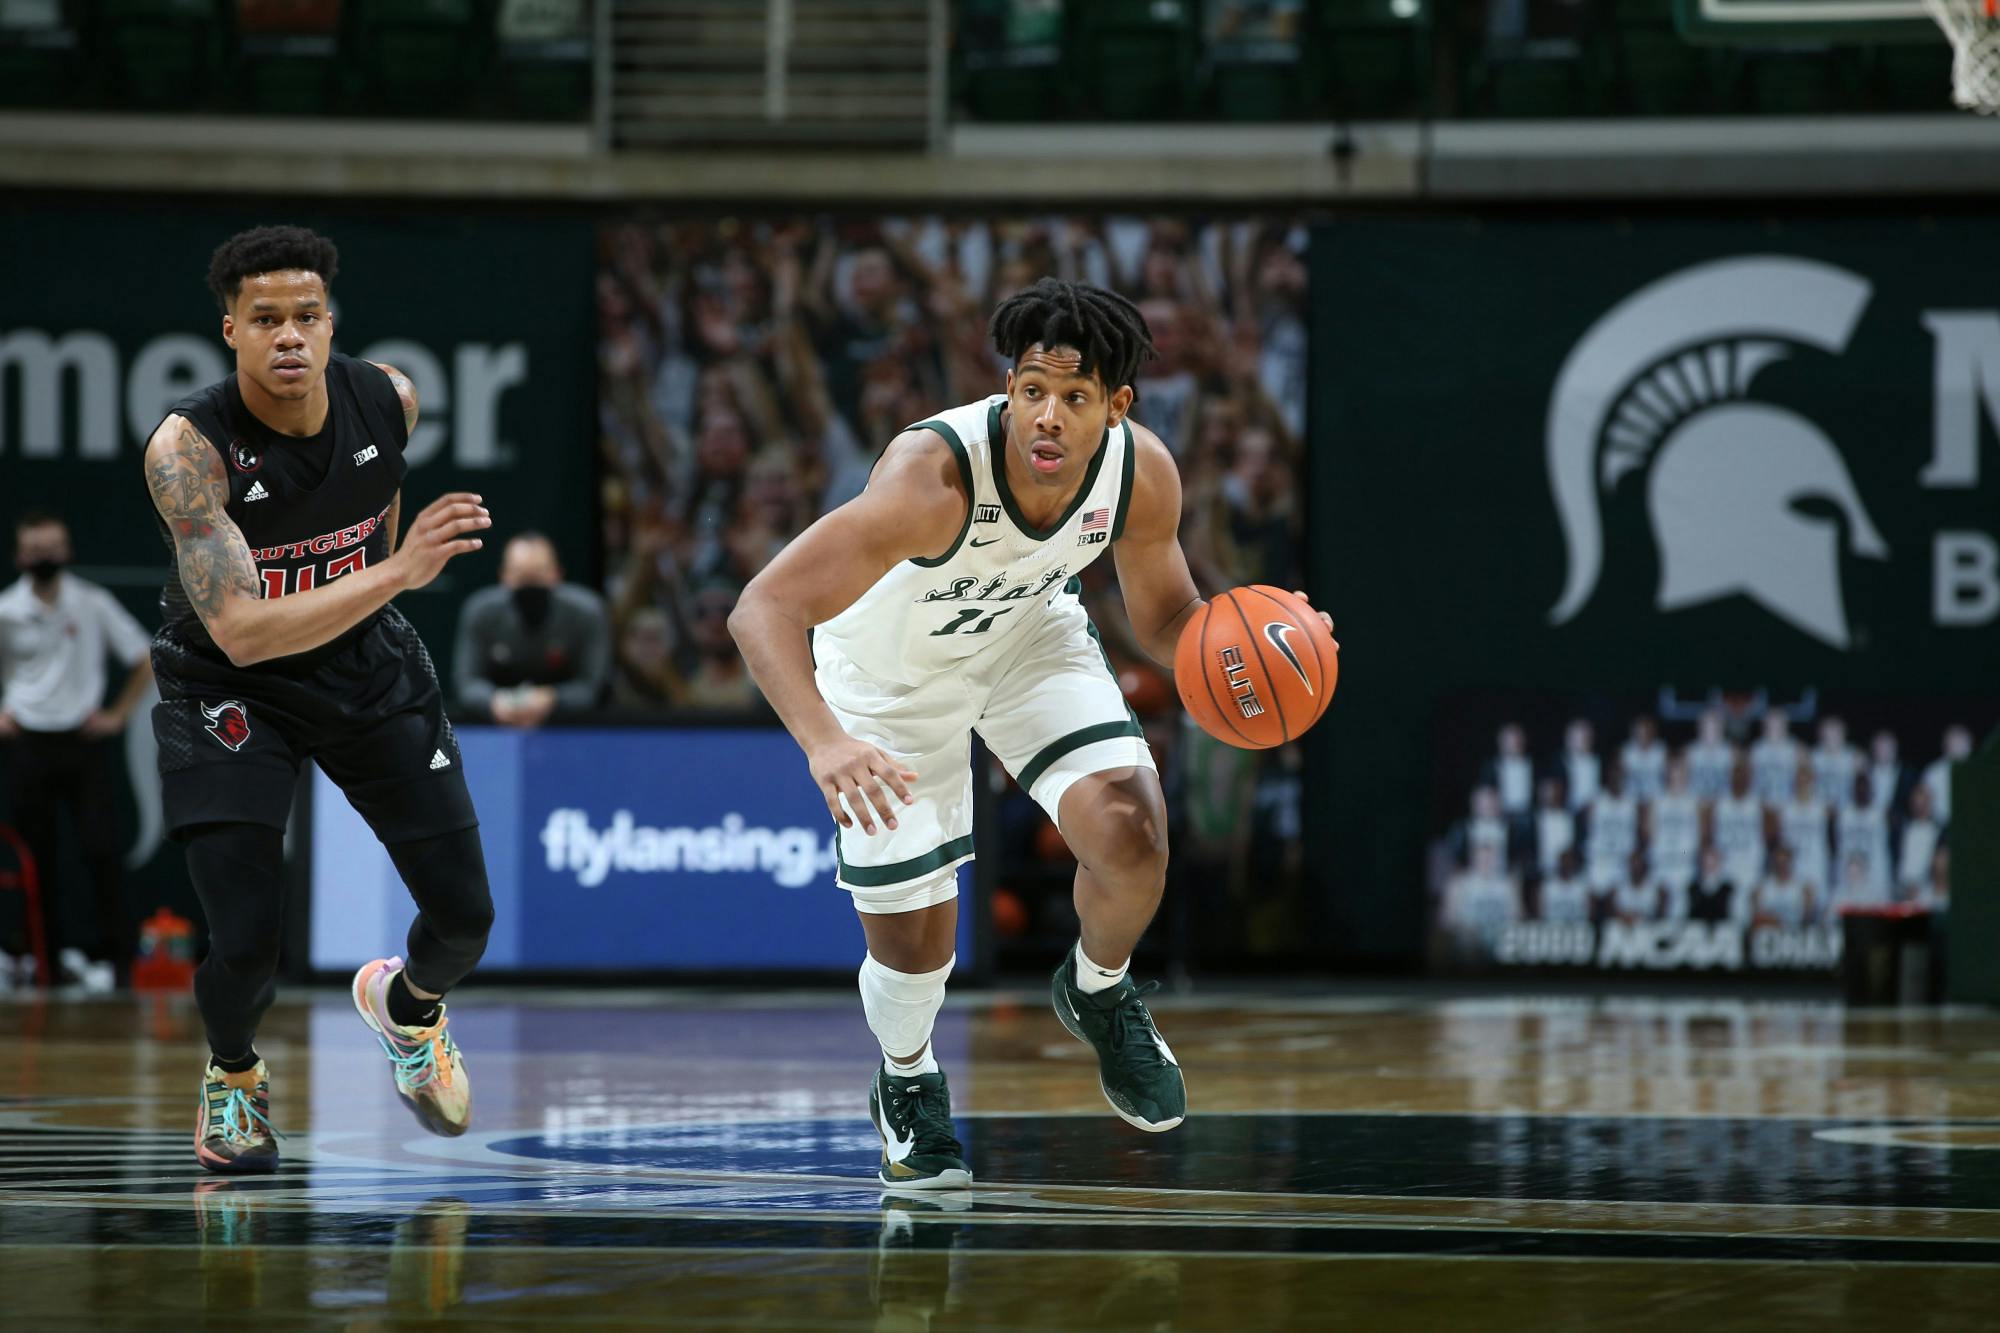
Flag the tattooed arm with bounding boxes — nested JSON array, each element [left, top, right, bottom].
[[369, 361, 420, 441], [144, 415, 490, 667]]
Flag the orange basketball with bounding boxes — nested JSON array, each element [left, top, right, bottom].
[[1173, 585, 1338, 750]]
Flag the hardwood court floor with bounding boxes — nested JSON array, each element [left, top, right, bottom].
[[2, 986, 1997, 1330]]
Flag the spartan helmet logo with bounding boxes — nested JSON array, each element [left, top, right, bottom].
[[1546, 256, 1889, 649]]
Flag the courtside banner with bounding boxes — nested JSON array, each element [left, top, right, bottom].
[[311, 726, 974, 972]]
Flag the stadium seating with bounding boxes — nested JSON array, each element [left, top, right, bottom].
[[0, 0, 82, 108], [493, 0, 591, 121], [957, 0, 1068, 121], [97, 0, 229, 109], [1316, 0, 1429, 119], [235, 0, 345, 115], [353, 0, 486, 115], [1070, 0, 1199, 119], [1206, 4, 1320, 120]]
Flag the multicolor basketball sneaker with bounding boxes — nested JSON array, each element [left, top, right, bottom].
[[352, 956, 472, 1137], [194, 1058, 281, 1174], [1052, 953, 1186, 1132], [869, 1065, 972, 1189]]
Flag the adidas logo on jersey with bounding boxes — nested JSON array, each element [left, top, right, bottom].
[[244, 481, 270, 502], [430, 749, 451, 770]]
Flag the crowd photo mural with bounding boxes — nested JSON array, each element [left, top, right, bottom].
[[594, 213, 1313, 965], [1428, 689, 1993, 975]]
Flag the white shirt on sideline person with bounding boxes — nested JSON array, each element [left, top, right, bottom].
[[0, 574, 151, 732]]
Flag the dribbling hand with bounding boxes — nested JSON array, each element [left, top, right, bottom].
[[808, 735, 918, 835], [1290, 589, 1339, 651], [393, 493, 491, 591]]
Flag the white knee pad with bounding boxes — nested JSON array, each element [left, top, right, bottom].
[[858, 952, 954, 1060]]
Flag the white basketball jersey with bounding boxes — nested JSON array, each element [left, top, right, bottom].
[[1714, 795, 1766, 885], [1652, 794, 1700, 880], [1780, 800, 1830, 888], [814, 396, 1134, 683]]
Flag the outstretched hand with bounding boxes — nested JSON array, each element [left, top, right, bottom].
[[392, 493, 491, 591]]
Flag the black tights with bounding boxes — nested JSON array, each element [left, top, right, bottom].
[[184, 822, 492, 1061]]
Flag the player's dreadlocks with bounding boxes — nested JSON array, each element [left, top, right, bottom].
[[988, 277, 1156, 391], [206, 225, 340, 312]]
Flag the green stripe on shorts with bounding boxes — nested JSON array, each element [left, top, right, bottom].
[[838, 832, 977, 887], [1017, 718, 1147, 795]]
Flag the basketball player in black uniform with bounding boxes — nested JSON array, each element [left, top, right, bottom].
[[143, 227, 495, 1173]]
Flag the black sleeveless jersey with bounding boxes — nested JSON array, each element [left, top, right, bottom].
[[154, 352, 410, 669]]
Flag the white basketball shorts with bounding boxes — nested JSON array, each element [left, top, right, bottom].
[[812, 601, 1156, 915]]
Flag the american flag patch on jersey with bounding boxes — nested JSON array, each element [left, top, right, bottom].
[[1082, 507, 1109, 532]]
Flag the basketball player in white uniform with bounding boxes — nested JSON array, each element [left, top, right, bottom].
[[1685, 709, 1737, 803], [1584, 762, 1639, 893], [730, 280, 1333, 1187], [1712, 759, 1768, 896], [1753, 845, 1813, 929], [1778, 763, 1831, 904], [1750, 713, 1801, 807], [1836, 771, 1891, 904], [1648, 756, 1701, 895]]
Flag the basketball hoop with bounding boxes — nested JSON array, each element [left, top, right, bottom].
[[1925, 0, 2000, 114]]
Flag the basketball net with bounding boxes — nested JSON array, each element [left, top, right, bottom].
[[1926, 0, 2000, 113]]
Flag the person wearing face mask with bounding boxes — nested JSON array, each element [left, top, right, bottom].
[[451, 533, 610, 729], [0, 511, 156, 990]]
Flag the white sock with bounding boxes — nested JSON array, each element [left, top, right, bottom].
[[886, 1047, 941, 1077], [1073, 941, 1129, 994], [859, 952, 953, 1073]]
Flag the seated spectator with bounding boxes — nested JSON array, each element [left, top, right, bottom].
[[610, 606, 687, 710], [1895, 783, 1944, 903], [684, 579, 762, 710], [1684, 844, 1738, 925], [453, 532, 610, 728], [1753, 845, 1813, 929], [1538, 847, 1590, 924]]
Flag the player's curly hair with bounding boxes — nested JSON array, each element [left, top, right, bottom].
[[206, 225, 340, 312], [988, 277, 1156, 391]]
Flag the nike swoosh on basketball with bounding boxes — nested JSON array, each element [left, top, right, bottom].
[[1263, 621, 1314, 695], [970, 537, 1001, 547]]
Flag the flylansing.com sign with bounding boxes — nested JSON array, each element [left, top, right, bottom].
[[0, 327, 526, 471], [538, 808, 837, 890]]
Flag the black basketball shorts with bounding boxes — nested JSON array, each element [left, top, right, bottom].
[[150, 607, 477, 844]]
